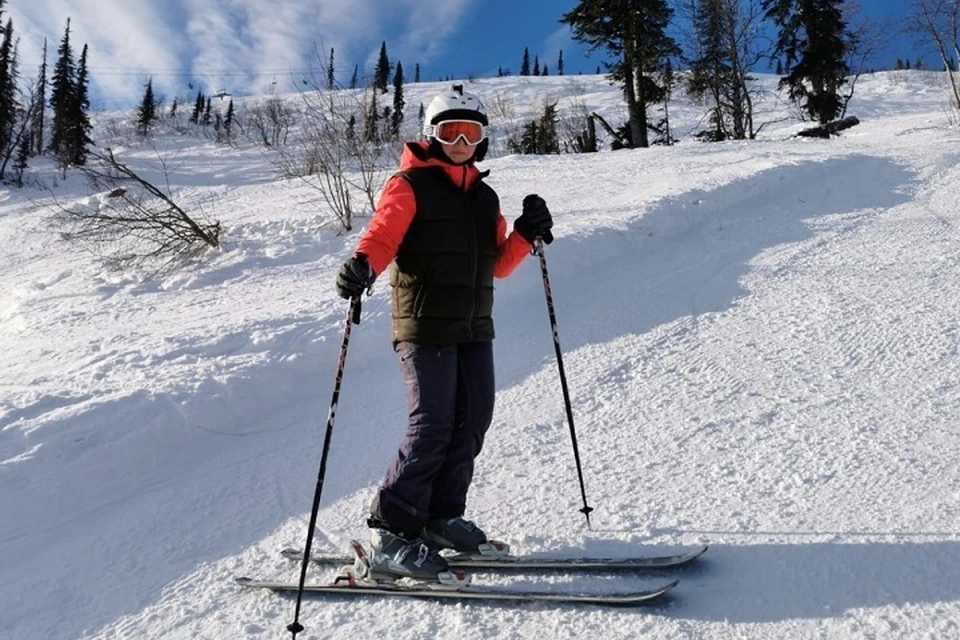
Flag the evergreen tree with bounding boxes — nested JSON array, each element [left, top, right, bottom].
[[533, 55, 541, 76], [391, 61, 405, 138], [518, 119, 538, 153], [537, 101, 559, 153], [558, 50, 565, 75], [350, 64, 359, 89], [374, 41, 390, 92], [224, 98, 235, 141], [169, 98, 178, 119], [543, 65, 550, 76], [68, 43, 92, 165], [190, 90, 203, 124], [203, 96, 212, 126], [136, 78, 157, 136], [415, 63, 421, 82], [763, 0, 849, 124], [776, 57, 784, 75], [14, 131, 28, 186], [688, 0, 735, 141], [0, 14, 19, 162], [364, 89, 380, 142], [511, 102, 560, 154], [688, 0, 760, 141], [328, 47, 335, 90], [31, 38, 47, 156], [48, 20, 91, 168], [520, 47, 531, 76], [48, 18, 75, 159], [562, 0, 680, 148]]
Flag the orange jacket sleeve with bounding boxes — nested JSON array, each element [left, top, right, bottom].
[[494, 212, 534, 278], [355, 176, 417, 276]]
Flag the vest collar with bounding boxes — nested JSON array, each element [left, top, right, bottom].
[[401, 142, 486, 190]]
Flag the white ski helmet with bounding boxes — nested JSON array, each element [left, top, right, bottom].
[[422, 84, 489, 161], [422, 84, 489, 136]]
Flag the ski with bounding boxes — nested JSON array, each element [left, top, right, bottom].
[[280, 543, 707, 572], [235, 575, 678, 607]]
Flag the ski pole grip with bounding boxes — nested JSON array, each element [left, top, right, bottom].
[[539, 229, 554, 245], [351, 296, 362, 325]]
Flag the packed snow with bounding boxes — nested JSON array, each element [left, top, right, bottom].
[[2, 70, 960, 639]]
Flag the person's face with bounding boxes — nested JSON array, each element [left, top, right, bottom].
[[440, 138, 478, 165]]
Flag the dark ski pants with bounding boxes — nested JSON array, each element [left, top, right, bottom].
[[369, 341, 495, 537]]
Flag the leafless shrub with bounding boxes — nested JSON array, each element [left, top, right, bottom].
[[244, 97, 298, 147], [486, 92, 517, 121], [907, 0, 960, 117], [55, 147, 220, 273], [268, 50, 399, 232], [558, 98, 598, 153]]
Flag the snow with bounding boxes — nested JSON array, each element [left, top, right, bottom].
[[3, 70, 960, 639]]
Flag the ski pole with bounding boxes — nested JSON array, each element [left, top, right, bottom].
[[533, 237, 594, 529], [287, 295, 362, 639]]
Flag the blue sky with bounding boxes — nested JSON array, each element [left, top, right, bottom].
[[6, 0, 928, 111]]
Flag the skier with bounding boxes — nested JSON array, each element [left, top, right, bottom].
[[334, 84, 554, 583]]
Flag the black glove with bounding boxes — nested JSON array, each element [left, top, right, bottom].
[[514, 194, 554, 244], [335, 254, 376, 299]]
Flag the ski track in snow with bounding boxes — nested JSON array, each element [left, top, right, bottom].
[[3, 71, 960, 639]]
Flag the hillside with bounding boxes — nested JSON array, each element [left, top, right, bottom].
[[2, 71, 960, 640]]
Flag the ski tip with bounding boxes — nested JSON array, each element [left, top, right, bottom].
[[656, 579, 681, 598]]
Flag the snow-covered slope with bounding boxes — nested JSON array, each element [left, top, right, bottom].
[[3, 71, 960, 640]]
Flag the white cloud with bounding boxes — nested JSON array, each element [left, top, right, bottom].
[[7, 0, 475, 108]]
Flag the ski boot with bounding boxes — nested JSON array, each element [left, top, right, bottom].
[[359, 529, 469, 587], [422, 517, 510, 558]]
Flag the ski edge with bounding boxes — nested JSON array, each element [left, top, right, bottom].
[[235, 576, 679, 606], [280, 544, 708, 570]]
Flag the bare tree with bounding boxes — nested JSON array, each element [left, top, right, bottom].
[[56, 147, 220, 272], [558, 98, 599, 152], [682, 0, 770, 140], [907, 0, 960, 114], [245, 96, 297, 147], [269, 48, 399, 233], [840, 1, 887, 118]]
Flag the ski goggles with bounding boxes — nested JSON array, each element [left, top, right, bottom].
[[428, 119, 487, 146]]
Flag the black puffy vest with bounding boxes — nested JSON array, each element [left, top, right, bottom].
[[389, 166, 500, 344]]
